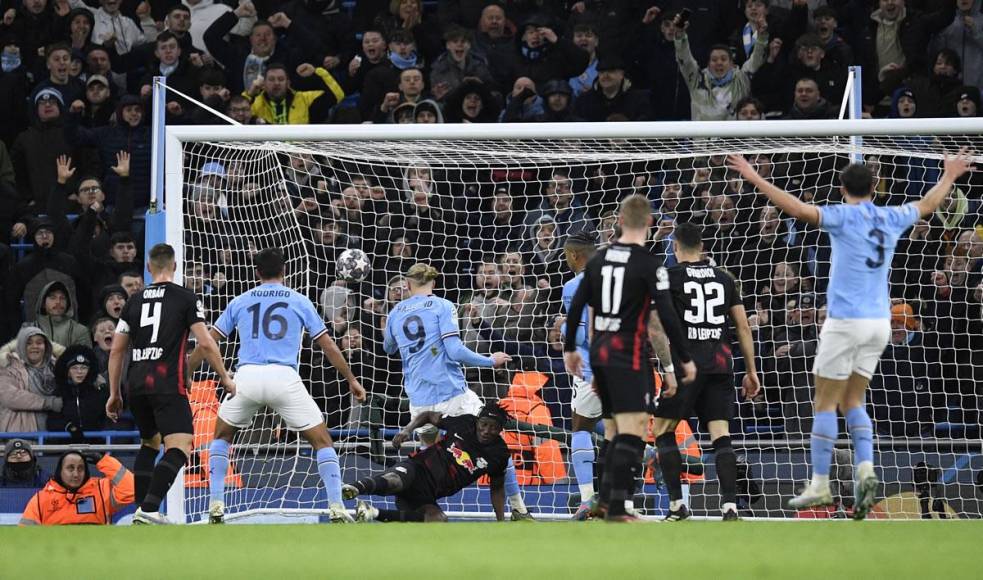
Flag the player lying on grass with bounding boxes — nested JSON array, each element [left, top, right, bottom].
[[728, 149, 975, 519], [383, 263, 533, 520], [342, 404, 510, 522], [189, 248, 366, 524]]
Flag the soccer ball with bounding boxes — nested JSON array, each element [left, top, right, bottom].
[[337, 249, 371, 282]]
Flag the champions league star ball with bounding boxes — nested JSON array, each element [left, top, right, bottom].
[[337, 249, 371, 282]]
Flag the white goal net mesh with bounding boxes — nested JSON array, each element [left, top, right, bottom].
[[177, 132, 982, 522]]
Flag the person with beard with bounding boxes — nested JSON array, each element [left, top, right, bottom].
[[574, 57, 650, 122], [243, 61, 344, 125], [18, 449, 134, 525], [510, 15, 589, 89], [32, 281, 91, 348], [473, 3, 515, 89], [1, 439, 48, 488], [48, 345, 109, 442], [5, 218, 88, 332], [443, 78, 501, 123], [0, 327, 61, 432]]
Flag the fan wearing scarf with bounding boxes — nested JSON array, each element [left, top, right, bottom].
[[19, 450, 134, 525], [671, 11, 768, 120]]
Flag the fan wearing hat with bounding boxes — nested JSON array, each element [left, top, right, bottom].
[[514, 14, 590, 88], [49, 345, 108, 443], [891, 87, 918, 118], [1, 439, 48, 488], [79, 74, 115, 127], [953, 87, 981, 117], [537, 78, 581, 122], [574, 56, 650, 121]]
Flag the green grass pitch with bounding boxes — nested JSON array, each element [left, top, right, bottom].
[[4, 521, 979, 579]]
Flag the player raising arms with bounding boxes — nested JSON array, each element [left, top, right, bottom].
[[564, 194, 696, 521], [650, 222, 760, 521], [381, 263, 534, 520], [106, 243, 235, 525], [560, 233, 606, 519], [190, 248, 366, 524], [342, 404, 511, 522], [728, 149, 975, 519]]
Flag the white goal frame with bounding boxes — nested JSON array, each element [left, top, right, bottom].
[[163, 118, 983, 523]]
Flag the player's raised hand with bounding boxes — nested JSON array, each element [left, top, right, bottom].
[[490, 352, 512, 368], [563, 351, 583, 378], [680, 360, 697, 384], [348, 378, 367, 402], [726, 154, 756, 179], [661, 371, 678, 398], [220, 375, 237, 398], [392, 428, 411, 450], [942, 147, 976, 180], [106, 394, 123, 422], [742, 372, 761, 399]]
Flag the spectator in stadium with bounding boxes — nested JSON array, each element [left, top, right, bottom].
[[870, 302, 935, 436], [768, 293, 820, 392], [412, 99, 443, 123], [931, 0, 983, 90], [12, 88, 77, 211], [430, 27, 496, 100], [521, 216, 564, 300], [525, 170, 590, 240], [500, 76, 544, 122], [19, 450, 135, 526], [470, 188, 525, 257], [84, 45, 125, 96], [727, 0, 795, 66], [849, 0, 956, 112], [443, 78, 501, 123], [118, 270, 143, 297], [373, 66, 427, 123], [49, 152, 133, 258], [952, 87, 981, 118], [530, 78, 579, 122], [883, 49, 965, 118], [702, 193, 744, 271], [568, 22, 599, 98], [373, 0, 441, 62], [89, 316, 114, 379], [6, 217, 88, 332], [77, 75, 114, 128], [157, 4, 194, 55], [185, 0, 257, 57], [32, 281, 91, 348], [632, 8, 690, 122], [97, 285, 126, 322], [1, 439, 48, 488], [47, 345, 108, 442], [574, 56, 650, 122], [739, 204, 800, 291], [138, 32, 201, 119], [0, 37, 30, 146], [343, 28, 388, 96], [89, 0, 155, 55], [32, 43, 84, 107], [497, 251, 534, 300], [785, 77, 835, 119], [226, 94, 260, 125], [473, 3, 515, 89], [812, 6, 854, 68], [0, 0, 60, 73], [359, 30, 423, 121], [735, 96, 765, 120], [890, 87, 918, 118], [277, 0, 355, 71], [0, 326, 61, 433], [204, 14, 287, 95], [510, 15, 589, 89], [379, 165, 448, 262], [672, 10, 769, 120], [754, 33, 846, 112], [501, 285, 545, 345], [244, 62, 344, 125]]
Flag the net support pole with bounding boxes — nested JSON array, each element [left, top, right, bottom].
[[849, 66, 863, 164], [145, 76, 168, 285]]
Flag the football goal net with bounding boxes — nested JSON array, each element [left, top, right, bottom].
[[162, 120, 983, 523]]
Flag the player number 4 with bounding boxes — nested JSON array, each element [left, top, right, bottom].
[[140, 302, 162, 343]]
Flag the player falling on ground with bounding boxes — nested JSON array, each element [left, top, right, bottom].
[[106, 243, 236, 525], [381, 263, 534, 520], [341, 404, 511, 522], [728, 149, 975, 519], [564, 194, 696, 522], [650, 222, 761, 521], [561, 233, 607, 519], [189, 248, 366, 524]]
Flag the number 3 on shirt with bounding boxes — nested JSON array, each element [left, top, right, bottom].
[[866, 227, 886, 269]]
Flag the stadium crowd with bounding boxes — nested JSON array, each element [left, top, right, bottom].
[[0, 0, 981, 453]]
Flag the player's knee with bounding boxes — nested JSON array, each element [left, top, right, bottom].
[[652, 419, 677, 438], [303, 425, 333, 450], [707, 421, 730, 442], [164, 434, 193, 458], [213, 419, 237, 442], [382, 472, 405, 493]]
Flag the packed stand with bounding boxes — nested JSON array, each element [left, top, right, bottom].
[[0, 0, 981, 445]]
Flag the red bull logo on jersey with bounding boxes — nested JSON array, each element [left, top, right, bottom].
[[447, 443, 487, 474]]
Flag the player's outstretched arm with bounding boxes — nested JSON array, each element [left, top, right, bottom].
[[915, 147, 975, 218], [188, 327, 223, 372], [730, 304, 761, 399], [190, 322, 236, 397], [727, 154, 820, 226], [392, 410, 443, 449], [315, 333, 366, 402], [444, 334, 511, 368], [105, 331, 130, 422], [489, 473, 506, 521]]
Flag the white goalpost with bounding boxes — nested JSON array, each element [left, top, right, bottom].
[[161, 119, 983, 523]]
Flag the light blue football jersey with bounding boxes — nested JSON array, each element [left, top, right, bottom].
[[562, 273, 592, 381]]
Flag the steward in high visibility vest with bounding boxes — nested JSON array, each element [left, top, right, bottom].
[[499, 371, 567, 484], [19, 451, 134, 525]]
